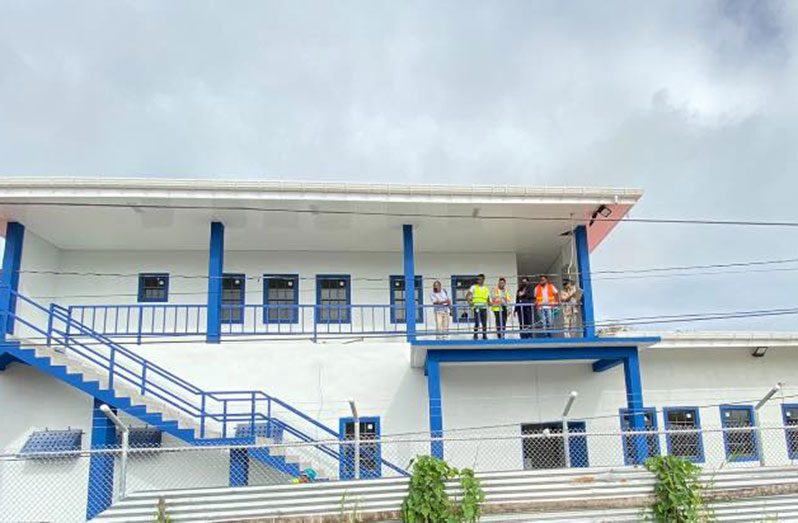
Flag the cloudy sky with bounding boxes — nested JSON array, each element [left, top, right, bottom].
[[1, 0, 796, 331]]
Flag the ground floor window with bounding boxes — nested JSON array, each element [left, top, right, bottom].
[[620, 408, 660, 465], [783, 404, 798, 459], [720, 405, 758, 462], [521, 421, 588, 469], [663, 407, 704, 462], [339, 417, 381, 479]]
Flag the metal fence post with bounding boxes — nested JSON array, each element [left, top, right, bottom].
[[349, 400, 360, 480]]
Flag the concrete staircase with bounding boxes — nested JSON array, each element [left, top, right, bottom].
[[94, 466, 798, 522]]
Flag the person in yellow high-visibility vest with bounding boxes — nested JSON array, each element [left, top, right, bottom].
[[490, 277, 513, 339], [466, 273, 489, 340]]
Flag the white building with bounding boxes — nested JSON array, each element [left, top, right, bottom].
[[1, 178, 797, 521]]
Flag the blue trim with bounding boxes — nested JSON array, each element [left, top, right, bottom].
[[402, 225, 417, 341], [263, 274, 299, 324], [206, 222, 224, 343], [450, 275, 478, 324], [137, 273, 169, 303], [426, 356, 444, 458], [0, 222, 24, 337], [0, 352, 20, 371], [389, 275, 423, 324], [622, 350, 649, 465], [339, 416, 382, 480], [782, 404, 798, 459], [315, 274, 352, 325], [720, 404, 759, 462], [663, 406, 704, 463], [592, 358, 623, 372], [429, 345, 639, 364], [619, 407, 660, 465], [221, 273, 246, 325], [415, 336, 661, 350], [229, 448, 249, 486], [574, 225, 595, 337], [86, 398, 116, 520]]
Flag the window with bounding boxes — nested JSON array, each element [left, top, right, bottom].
[[137, 273, 169, 303], [221, 274, 245, 324], [664, 407, 704, 463], [451, 275, 478, 323], [620, 408, 660, 465], [263, 275, 299, 324], [120, 428, 162, 448], [339, 417, 381, 479], [720, 405, 758, 462], [783, 405, 798, 459], [521, 421, 588, 470], [316, 275, 351, 324], [389, 275, 423, 324], [20, 429, 82, 459]]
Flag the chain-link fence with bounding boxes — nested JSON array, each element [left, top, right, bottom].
[[3, 424, 798, 522]]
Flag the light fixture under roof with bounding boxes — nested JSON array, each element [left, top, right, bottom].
[[751, 346, 768, 358]]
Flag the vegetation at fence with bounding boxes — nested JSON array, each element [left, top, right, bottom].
[[644, 455, 713, 522], [155, 497, 173, 523], [338, 490, 362, 522], [401, 455, 486, 523]]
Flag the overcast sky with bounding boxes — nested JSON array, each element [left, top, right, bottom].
[[1, 0, 796, 331]]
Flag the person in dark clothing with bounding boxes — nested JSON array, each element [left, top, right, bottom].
[[515, 277, 534, 339]]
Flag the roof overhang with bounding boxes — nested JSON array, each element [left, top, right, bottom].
[[612, 331, 798, 351], [0, 178, 641, 263]]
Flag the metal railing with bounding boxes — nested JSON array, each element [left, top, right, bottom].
[[64, 302, 583, 341]]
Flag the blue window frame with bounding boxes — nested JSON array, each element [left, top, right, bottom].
[[263, 274, 299, 324], [389, 275, 423, 324], [316, 275, 351, 324], [663, 407, 704, 463], [137, 273, 169, 303], [221, 273, 245, 325], [20, 429, 82, 459], [118, 427, 162, 448], [521, 421, 588, 469], [720, 405, 758, 462], [782, 404, 798, 459], [451, 275, 478, 324], [619, 408, 660, 465], [339, 416, 381, 479]]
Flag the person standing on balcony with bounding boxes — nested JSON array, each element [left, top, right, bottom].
[[534, 275, 559, 337], [491, 277, 512, 339], [560, 279, 583, 337], [515, 277, 534, 339], [430, 280, 451, 340], [467, 274, 489, 340]]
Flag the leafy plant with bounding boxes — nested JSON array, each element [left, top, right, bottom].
[[401, 455, 485, 523], [644, 455, 713, 522], [339, 490, 363, 522], [155, 496, 172, 523]]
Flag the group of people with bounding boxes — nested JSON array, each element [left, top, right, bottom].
[[430, 275, 582, 340]]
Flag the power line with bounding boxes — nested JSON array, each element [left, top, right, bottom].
[[3, 200, 798, 227]]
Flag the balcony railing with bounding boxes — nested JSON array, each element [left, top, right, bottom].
[[63, 302, 584, 342]]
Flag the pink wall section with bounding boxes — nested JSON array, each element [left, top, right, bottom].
[[587, 203, 633, 253]]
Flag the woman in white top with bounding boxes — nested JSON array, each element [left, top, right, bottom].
[[430, 280, 451, 340]]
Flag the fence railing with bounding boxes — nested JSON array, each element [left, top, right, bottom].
[[64, 302, 582, 341], [4, 425, 798, 523]]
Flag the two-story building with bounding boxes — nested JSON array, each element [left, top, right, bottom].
[[1, 178, 798, 521]]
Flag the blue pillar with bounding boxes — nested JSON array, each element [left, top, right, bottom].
[[229, 448, 249, 486], [426, 355, 444, 458], [574, 225, 595, 338], [86, 399, 116, 519], [0, 222, 25, 338], [206, 222, 224, 343], [402, 224, 417, 342], [623, 350, 649, 465]]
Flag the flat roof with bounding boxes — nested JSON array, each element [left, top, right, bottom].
[[0, 178, 642, 263]]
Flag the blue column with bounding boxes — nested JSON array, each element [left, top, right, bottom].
[[402, 224, 417, 342], [0, 222, 25, 338], [206, 222, 224, 343], [574, 225, 595, 338], [623, 350, 649, 465], [229, 448, 249, 486], [426, 355, 444, 458], [86, 399, 116, 519]]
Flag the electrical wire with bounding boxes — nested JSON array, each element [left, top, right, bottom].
[[3, 199, 798, 227]]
